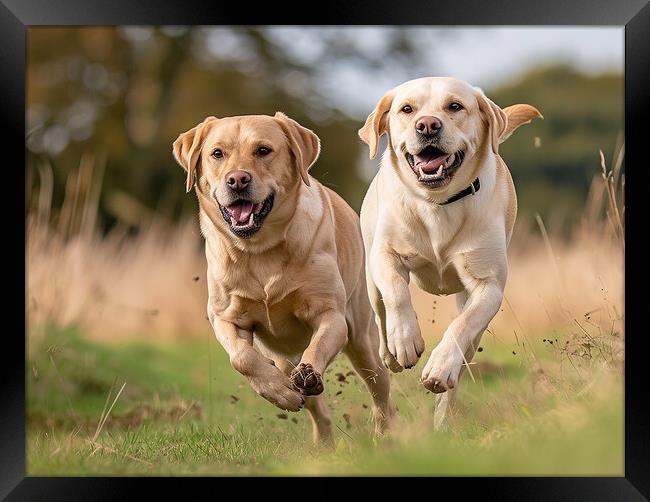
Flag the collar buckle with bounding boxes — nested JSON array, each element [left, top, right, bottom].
[[439, 177, 480, 206]]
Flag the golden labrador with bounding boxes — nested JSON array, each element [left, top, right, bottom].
[[173, 113, 394, 443], [358, 77, 541, 427]]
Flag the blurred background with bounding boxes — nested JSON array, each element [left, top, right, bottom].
[[26, 25, 624, 339], [26, 27, 625, 475], [26, 26, 623, 232]]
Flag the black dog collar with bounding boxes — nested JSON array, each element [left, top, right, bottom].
[[439, 178, 480, 205]]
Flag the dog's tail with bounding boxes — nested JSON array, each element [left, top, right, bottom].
[[500, 104, 543, 143]]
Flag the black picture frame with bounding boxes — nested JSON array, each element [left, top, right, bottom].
[[6, 0, 648, 498]]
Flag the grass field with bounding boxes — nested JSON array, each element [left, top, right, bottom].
[[27, 321, 623, 476], [26, 148, 624, 476]]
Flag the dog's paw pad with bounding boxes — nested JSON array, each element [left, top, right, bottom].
[[290, 363, 324, 396], [421, 378, 452, 394], [381, 349, 404, 373]]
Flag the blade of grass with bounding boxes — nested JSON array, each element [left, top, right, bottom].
[[535, 213, 563, 291], [600, 149, 624, 252], [48, 352, 80, 422], [92, 381, 127, 442], [93, 377, 117, 441]]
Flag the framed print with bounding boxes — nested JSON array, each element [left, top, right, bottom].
[[5, 0, 649, 498]]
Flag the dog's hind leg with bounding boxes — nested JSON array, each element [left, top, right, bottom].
[[304, 395, 334, 446], [274, 356, 333, 445], [433, 291, 465, 429], [344, 315, 395, 436]]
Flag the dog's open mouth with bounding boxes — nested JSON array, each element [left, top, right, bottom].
[[406, 146, 465, 187], [219, 193, 274, 238]]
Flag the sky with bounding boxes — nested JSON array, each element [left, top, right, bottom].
[[266, 27, 624, 118], [27, 26, 624, 157]]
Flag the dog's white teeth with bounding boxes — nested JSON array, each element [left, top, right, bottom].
[[436, 165, 444, 176], [418, 165, 426, 178], [248, 212, 255, 226]]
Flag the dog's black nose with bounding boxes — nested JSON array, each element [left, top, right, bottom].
[[226, 170, 251, 192], [415, 116, 442, 136]]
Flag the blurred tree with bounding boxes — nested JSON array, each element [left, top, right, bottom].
[[26, 26, 429, 230], [26, 28, 622, 236], [488, 65, 623, 230]]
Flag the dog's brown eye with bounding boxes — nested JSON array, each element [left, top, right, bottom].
[[449, 102, 463, 112], [212, 149, 223, 159], [256, 146, 272, 156], [401, 104, 413, 114]]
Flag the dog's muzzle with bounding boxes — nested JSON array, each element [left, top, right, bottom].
[[218, 192, 275, 239], [405, 144, 465, 188]]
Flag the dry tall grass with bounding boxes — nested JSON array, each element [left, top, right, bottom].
[[26, 149, 624, 345], [27, 155, 208, 342]]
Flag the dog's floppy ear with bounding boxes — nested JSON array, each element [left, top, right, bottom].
[[475, 88, 508, 155], [500, 104, 543, 143], [358, 90, 395, 160], [172, 116, 218, 193], [274, 112, 321, 187]]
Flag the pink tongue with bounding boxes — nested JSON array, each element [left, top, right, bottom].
[[415, 153, 449, 173], [228, 201, 254, 224]]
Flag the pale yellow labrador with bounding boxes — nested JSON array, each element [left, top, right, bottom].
[[173, 113, 393, 444], [358, 77, 541, 426]]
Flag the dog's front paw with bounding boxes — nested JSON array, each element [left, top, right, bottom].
[[290, 362, 324, 396], [420, 341, 463, 393], [248, 365, 306, 411], [386, 320, 425, 370]]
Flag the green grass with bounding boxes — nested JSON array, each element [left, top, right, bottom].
[[27, 325, 624, 476]]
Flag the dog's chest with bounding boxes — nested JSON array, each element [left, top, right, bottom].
[[400, 202, 467, 294], [230, 293, 309, 337], [392, 219, 465, 295], [399, 252, 463, 295], [215, 271, 313, 352]]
